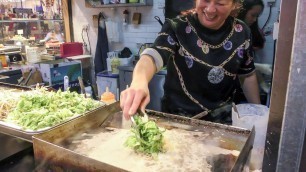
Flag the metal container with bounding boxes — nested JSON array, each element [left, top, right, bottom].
[[33, 102, 255, 172], [0, 82, 103, 142]]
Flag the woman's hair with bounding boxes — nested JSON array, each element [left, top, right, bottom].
[[180, 0, 243, 17], [237, 0, 265, 49]]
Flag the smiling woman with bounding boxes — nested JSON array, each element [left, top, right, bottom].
[[195, 0, 239, 30], [120, 0, 261, 125]]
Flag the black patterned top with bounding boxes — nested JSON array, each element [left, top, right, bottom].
[[143, 13, 255, 119]]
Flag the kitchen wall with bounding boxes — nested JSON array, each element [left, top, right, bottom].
[[71, 0, 165, 56], [71, 0, 280, 75]]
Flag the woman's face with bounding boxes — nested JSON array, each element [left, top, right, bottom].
[[196, 0, 236, 30], [244, 5, 263, 26], [54, 23, 61, 32]]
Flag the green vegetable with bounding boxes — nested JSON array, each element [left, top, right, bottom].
[[125, 115, 165, 156], [6, 87, 102, 130]]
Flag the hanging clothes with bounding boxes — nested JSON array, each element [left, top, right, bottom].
[[94, 12, 109, 74]]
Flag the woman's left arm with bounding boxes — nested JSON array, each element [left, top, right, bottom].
[[240, 72, 261, 104]]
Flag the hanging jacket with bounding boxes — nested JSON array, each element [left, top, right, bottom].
[[94, 12, 109, 74]]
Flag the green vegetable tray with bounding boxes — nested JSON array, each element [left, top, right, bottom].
[[32, 102, 255, 172], [0, 82, 104, 142]]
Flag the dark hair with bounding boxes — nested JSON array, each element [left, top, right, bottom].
[[180, 0, 243, 17], [237, 0, 265, 49]]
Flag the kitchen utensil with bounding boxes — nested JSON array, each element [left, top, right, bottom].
[[154, 16, 163, 26], [130, 109, 149, 126], [78, 76, 86, 98]]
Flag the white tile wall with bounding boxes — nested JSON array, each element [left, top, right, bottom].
[[71, 0, 280, 81], [71, 0, 165, 56]]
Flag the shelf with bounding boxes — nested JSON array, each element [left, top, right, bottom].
[[0, 19, 63, 23], [85, 0, 153, 8]]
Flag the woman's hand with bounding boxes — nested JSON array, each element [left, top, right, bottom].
[[120, 82, 150, 120], [120, 55, 157, 120]]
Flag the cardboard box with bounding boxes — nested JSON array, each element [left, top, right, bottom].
[[34, 59, 82, 85]]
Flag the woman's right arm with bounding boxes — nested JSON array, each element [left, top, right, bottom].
[[120, 55, 157, 119]]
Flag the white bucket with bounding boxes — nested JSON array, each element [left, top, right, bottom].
[[232, 103, 269, 171]]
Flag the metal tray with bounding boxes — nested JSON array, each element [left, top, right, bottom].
[[0, 82, 103, 142], [33, 102, 255, 172]]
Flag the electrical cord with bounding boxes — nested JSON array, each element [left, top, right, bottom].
[[262, 3, 273, 30], [82, 26, 92, 54], [81, 27, 87, 51], [86, 27, 92, 54]]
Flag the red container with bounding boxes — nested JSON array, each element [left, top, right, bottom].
[[60, 42, 83, 58]]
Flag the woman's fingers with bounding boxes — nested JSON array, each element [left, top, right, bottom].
[[120, 87, 149, 120], [140, 95, 150, 112], [129, 90, 147, 116], [121, 89, 135, 120]]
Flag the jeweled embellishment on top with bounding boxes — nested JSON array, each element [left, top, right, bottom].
[[186, 26, 191, 33], [208, 67, 224, 84], [202, 44, 209, 54], [185, 56, 194, 68], [223, 41, 233, 50], [234, 24, 243, 32], [238, 48, 244, 58], [197, 39, 202, 47], [245, 40, 250, 49], [179, 47, 184, 56], [167, 35, 176, 45]]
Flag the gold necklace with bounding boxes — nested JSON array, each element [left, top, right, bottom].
[[186, 18, 237, 54], [179, 39, 250, 83]]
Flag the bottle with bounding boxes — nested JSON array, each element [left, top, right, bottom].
[[111, 57, 120, 74], [84, 86, 93, 99], [64, 76, 69, 91], [100, 87, 116, 104]]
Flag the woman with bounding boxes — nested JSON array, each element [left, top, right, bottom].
[[234, 0, 270, 102], [43, 22, 64, 43], [237, 0, 265, 50], [120, 0, 260, 124]]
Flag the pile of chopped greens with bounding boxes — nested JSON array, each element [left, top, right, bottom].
[[125, 115, 165, 155], [6, 87, 102, 130]]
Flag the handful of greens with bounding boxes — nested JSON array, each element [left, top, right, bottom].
[[125, 115, 165, 156]]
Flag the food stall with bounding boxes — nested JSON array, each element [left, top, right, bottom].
[[33, 102, 255, 171], [0, 0, 305, 171], [0, 81, 254, 171]]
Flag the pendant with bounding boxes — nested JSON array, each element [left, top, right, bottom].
[[202, 44, 209, 54], [208, 67, 224, 84]]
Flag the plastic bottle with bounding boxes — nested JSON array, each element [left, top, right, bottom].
[[100, 87, 116, 104], [111, 57, 120, 74], [84, 86, 93, 99], [64, 76, 69, 91]]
